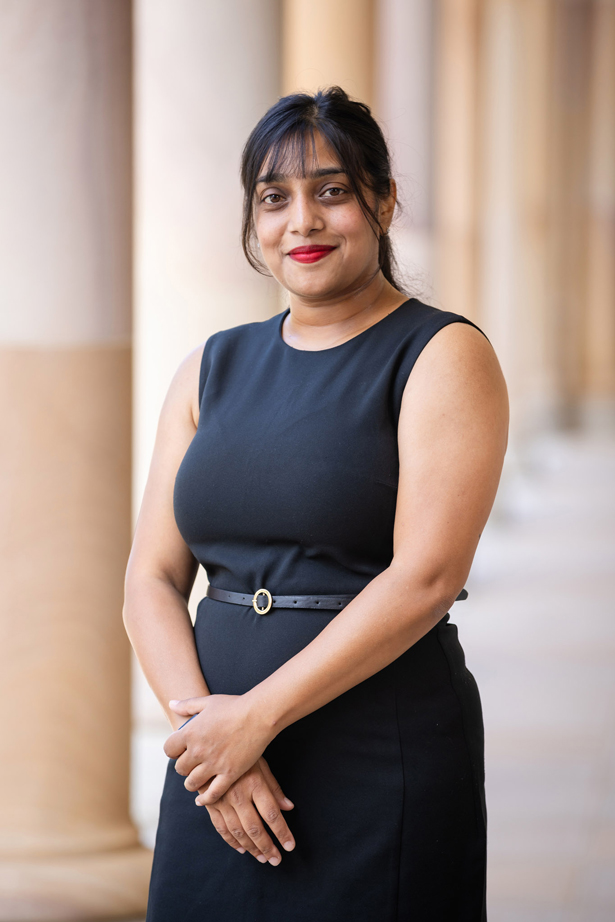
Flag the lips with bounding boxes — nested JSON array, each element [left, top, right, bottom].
[[288, 245, 336, 264]]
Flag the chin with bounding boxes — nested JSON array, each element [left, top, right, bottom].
[[283, 271, 346, 300]]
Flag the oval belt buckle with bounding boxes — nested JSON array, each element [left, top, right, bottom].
[[252, 588, 272, 615]]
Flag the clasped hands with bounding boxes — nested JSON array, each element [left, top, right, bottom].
[[163, 694, 295, 866]]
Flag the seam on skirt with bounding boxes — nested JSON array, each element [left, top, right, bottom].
[[435, 621, 485, 833], [435, 621, 488, 921], [392, 667, 406, 922]]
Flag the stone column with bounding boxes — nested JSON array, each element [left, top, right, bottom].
[[282, 0, 374, 107], [375, 0, 436, 292], [550, 0, 594, 426], [474, 0, 518, 413], [512, 0, 559, 433], [477, 0, 560, 436], [0, 2, 151, 919], [583, 0, 615, 426], [433, 0, 481, 321]]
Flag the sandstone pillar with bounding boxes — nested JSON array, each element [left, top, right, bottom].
[[433, 0, 481, 321], [550, 0, 594, 426], [513, 0, 559, 433], [375, 0, 436, 290], [478, 0, 560, 436], [282, 0, 374, 107], [0, 2, 150, 919], [583, 0, 615, 426]]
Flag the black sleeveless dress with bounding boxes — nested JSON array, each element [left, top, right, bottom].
[[146, 299, 488, 922]]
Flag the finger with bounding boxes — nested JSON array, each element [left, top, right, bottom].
[[163, 731, 187, 760], [184, 763, 219, 793], [169, 696, 208, 717], [259, 758, 294, 809], [194, 772, 235, 803], [234, 800, 282, 866], [174, 749, 204, 778], [204, 805, 246, 855], [252, 785, 295, 853], [216, 803, 267, 864]]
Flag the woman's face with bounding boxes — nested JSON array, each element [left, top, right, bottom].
[[253, 131, 394, 301]]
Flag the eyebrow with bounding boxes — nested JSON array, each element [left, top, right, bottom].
[[255, 167, 347, 185]]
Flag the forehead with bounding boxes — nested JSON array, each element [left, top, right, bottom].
[[256, 130, 343, 184]]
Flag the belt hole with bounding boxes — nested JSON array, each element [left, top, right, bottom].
[[293, 600, 297, 604]]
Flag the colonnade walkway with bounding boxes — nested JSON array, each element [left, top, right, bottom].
[[130, 429, 615, 922], [461, 429, 615, 921]]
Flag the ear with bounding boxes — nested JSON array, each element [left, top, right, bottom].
[[379, 178, 397, 233]]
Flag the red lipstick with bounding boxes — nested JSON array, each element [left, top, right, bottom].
[[288, 245, 336, 264]]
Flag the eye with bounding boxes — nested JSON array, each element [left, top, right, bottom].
[[322, 186, 347, 199], [262, 192, 284, 205]]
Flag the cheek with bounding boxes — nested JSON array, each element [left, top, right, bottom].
[[330, 206, 374, 250], [255, 217, 283, 259]]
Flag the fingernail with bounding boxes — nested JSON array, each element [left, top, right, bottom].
[[195, 801, 202, 807], [256, 855, 268, 864], [169, 700, 179, 706], [283, 798, 294, 807], [283, 840, 295, 851], [268, 856, 280, 866], [237, 847, 246, 854]]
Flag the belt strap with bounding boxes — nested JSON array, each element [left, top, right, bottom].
[[207, 585, 468, 615]]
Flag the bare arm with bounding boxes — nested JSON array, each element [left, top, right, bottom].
[[123, 342, 297, 864], [123, 344, 209, 730], [166, 322, 509, 798]]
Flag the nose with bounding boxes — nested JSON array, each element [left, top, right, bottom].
[[287, 191, 324, 238]]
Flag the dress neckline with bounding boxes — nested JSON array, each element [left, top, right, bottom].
[[276, 298, 414, 354]]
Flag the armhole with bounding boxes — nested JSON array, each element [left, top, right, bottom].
[[198, 337, 213, 408], [393, 314, 491, 424]]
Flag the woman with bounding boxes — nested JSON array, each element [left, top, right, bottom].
[[124, 86, 508, 921]]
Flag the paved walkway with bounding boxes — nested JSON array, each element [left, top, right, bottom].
[[130, 429, 615, 921], [457, 430, 615, 921]]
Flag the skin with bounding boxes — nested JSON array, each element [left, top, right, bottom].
[[123, 130, 509, 868]]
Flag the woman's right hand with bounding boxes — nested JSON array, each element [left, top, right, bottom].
[[196, 756, 295, 866]]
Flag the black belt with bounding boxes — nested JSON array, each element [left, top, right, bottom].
[[206, 585, 468, 615]]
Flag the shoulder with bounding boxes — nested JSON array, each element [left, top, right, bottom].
[[203, 313, 281, 354], [389, 298, 488, 345], [167, 313, 282, 426], [406, 303, 500, 384], [387, 298, 494, 372], [160, 342, 207, 432], [399, 308, 509, 439]]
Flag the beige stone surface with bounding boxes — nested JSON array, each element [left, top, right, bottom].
[[282, 0, 374, 106], [0, 349, 135, 860], [0, 849, 151, 922], [460, 430, 615, 920], [433, 0, 480, 322], [584, 1, 615, 402], [0, 0, 132, 347], [0, 3, 146, 917], [374, 0, 436, 296]]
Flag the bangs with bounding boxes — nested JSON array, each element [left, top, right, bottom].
[[256, 126, 322, 185]]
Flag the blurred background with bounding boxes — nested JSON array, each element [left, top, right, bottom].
[[0, 1, 613, 920]]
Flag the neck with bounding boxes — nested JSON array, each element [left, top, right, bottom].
[[283, 273, 407, 351]]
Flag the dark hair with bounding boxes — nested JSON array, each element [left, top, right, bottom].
[[240, 86, 405, 292]]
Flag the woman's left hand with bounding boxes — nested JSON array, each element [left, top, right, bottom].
[[163, 693, 274, 803]]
